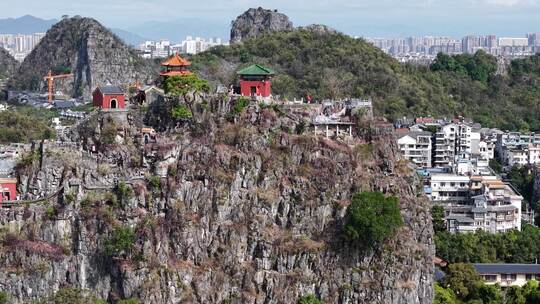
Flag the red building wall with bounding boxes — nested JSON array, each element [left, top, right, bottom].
[[92, 90, 126, 109], [240, 80, 271, 97], [102, 94, 125, 109], [0, 181, 17, 203]]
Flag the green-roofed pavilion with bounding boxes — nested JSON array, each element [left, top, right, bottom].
[[238, 64, 276, 97], [237, 64, 276, 76]]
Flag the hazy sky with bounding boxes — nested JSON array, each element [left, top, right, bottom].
[[1, 0, 539, 37]]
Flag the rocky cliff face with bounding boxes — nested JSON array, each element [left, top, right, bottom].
[[8, 16, 156, 97], [0, 99, 434, 303], [0, 47, 19, 79], [230, 8, 293, 44]]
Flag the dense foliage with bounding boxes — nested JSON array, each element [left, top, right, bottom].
[[431, 51, 497, 84], [192, 29, 540, 130], [343, 191, 403, 246], [0, 108, 55, 144], [507, 165, 535, 207], [435, 225, 540, 264], [435, 278, 540, 304], [431, 205, 446, 233]]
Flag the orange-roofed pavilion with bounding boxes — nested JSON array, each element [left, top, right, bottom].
[[160, 53, 193, 77]]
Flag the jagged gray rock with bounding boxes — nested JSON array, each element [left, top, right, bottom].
[[230, 7, 293, 44], [300, 24, 338, 35], [0, 99, 434, 303], [8, 16, 156, 98], [0, 47, 19, 79]]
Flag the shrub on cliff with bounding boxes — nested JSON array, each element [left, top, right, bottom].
[[171, 104, 193, 120], [35, 288, 104, 304], [297, 294, 322, 304], [343, 191, 403, 246], [104, 226, 136, 257]]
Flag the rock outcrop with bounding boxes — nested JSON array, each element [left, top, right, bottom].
[[0, 98, 434, 303], [230, 7, 293, 44], [8, 16, 156, 97], [0, 47, 19, 79]]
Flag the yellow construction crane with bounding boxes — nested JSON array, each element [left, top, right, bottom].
[[43, 70, 73, 103]]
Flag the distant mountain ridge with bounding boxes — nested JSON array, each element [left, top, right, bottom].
[[0, 15, 146, 45], [0, 15, 57, 34], [8, 16, 157, 97]]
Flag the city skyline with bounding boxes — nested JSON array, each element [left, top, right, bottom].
[[0, 1, 539, 38]]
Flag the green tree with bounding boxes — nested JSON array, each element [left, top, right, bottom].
[[171, 104, 193, 120], [164, 74, 210, 120], [489, 158, 503, 174], [434, 283, 457, 304], [116, 182, 133, 205], [105, 226, 136, 257], [0, 292, 8, 304], [298, 294, 323, 304], [443, 263, 483, 300], [506, 286, 527, 304], [343, 191, 403, 246], [164, 74, 210, 103], [471, 283, 502, 304], [431, 205, 446, 233]]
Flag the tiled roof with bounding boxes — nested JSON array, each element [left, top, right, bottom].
[[159, 70, 193, 77], [237, 64, 275, 76], [474, 264, 540, 274], [161, 53, 191, 66], [98, 86, 124, 95]]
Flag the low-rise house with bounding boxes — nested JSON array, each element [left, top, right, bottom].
[[93, 86, 126, 109], [0, 177, 17, 204], [475, 264, 540, 287], [397, 131, 432, 168]]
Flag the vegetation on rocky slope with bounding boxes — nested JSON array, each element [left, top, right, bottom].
[[0, 96, 433, 303], [344, 191, 403, 247], [0, 107, 55, 143], [0, 47, 19, 80], [192, 30, 540, 131]]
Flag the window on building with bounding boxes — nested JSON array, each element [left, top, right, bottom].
[[450, 182, 455, 187], [526, 274, 532, 280], [484, 275, 497, 282], [501, 274, 508, 280], [510, 274, 517, 281]]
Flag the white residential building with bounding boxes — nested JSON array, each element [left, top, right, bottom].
[[507, 149, 528, 166], [397, 131, 432, 168], [478, 140, 495, 160], [430, 174, 470, 202], [434, 124, 458, 168], [475, 264, 540, 287], [445, 176, 523, 233]]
